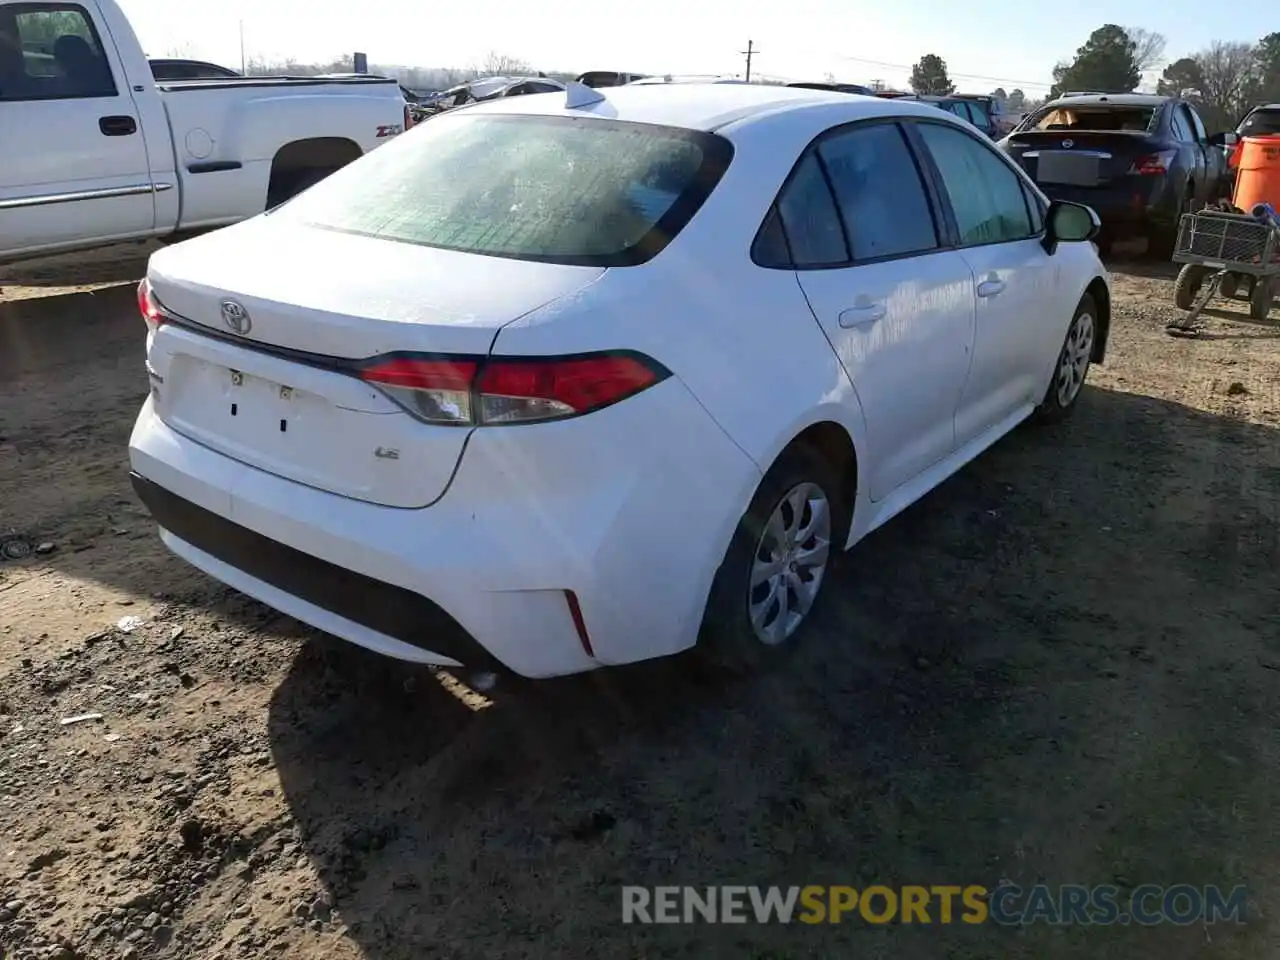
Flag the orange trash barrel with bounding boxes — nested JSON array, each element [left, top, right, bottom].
[[1232, 135, 1280, 212]]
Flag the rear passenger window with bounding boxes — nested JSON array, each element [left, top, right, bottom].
[[752, 206, 791, 267], [775, 153, 848, 267], [917, 121, 1034, 245], [818, 123, 938, 260]]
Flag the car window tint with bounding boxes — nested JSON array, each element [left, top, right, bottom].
[[752, 206, 791, 267], [279, 113, 732, 267], [1240, 108, 1280, 136], [818, 122, 938, 260], [1170, 110, 1191, 141], [1179, 106, 1202, 141], [917, 121, 1033, 245], [776, 153, 848, 266], [1020, 181, 1045, 233], [0, 2, 116, 101], [1188, 107, 1208, 141]]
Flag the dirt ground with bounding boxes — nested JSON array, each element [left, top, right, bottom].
[[1, 241, 1279, 960]]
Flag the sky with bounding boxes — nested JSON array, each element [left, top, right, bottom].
[[117, 0, 1269, 94]]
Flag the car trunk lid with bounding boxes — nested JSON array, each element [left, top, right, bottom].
[[1004, 131, 1160, 187], [145, 218, 604, 508]]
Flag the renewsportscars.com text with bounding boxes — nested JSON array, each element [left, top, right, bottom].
[[621, 884, 1249, 926]]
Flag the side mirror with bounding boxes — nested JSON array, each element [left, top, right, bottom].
[[1043, 200, 1100, 255], [1208, 131, 1238, 148]]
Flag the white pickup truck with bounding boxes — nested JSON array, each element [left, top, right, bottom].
[[0, 0, 410, 263]]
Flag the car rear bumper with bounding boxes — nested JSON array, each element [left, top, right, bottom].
[[1034, 180, 1181, 235], [128, 380, 760, 679]]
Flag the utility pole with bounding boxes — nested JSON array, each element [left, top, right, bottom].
[[239, 20, 246, 74], [741, 39, 757, 83]]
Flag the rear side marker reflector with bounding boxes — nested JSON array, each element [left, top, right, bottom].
[[564, 590, 595, 658], [357, 351, 670, 426]]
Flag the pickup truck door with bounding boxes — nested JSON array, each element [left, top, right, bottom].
[[0, 1, 160, 260]]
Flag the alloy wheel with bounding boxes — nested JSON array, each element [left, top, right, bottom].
[[748, 482, 832, 645], [1056, 311, 1095, 408]]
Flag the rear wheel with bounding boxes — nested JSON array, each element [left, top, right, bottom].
[[1173, 264, 1209, 310], [699, 445, 850, 673]]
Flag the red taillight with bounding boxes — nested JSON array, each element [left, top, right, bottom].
[[1130, 153, 1170, 175], [138, 279, 165, 331], [357, 352, 667, 426], [476, 355, 662, 424]]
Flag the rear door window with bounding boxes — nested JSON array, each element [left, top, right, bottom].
[[775, 153, 848, 267], [818, 122, 939, 261]]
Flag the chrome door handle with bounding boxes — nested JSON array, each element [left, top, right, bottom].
[[838, 303, 886, 328], [977, 279, 1005, 298]]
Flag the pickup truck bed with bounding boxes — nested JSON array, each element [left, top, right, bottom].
[[0, 0, 408, 263]]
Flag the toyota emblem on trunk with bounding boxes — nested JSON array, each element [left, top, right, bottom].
[[1061, 139, 1074, 149], [221, 300, 251, 335]]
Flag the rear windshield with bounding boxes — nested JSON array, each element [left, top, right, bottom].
[[1025, 105, 1156, 133], [275, 113, 733, 266], [1239, 108, 1280, 136]]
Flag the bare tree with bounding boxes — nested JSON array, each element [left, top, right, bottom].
[[477, 51, 532, 77], [164, 42, 198, 60], [1125, 27, 1167, 75], [1195, 41, 1256, 131]]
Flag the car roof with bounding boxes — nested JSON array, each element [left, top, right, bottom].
[[1047, 93, 1168, 107], [452, 82, 932, 132]]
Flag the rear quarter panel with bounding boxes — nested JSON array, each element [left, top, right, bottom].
[[492, 102, 875, 483]]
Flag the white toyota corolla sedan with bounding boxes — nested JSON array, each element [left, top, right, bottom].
[[129, 82, 1110, 679]]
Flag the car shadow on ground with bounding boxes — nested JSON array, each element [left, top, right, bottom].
[[0, 241, 156, 291], [263, 384, 1279, 960]]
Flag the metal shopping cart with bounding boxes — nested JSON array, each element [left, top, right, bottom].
[[1166, 207, 1280, 336]]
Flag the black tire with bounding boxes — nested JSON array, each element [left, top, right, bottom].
[[1034, 294, 1097, 424], [1220, 272, 1240, 300], [699, 444, 851, 673], [1173, 264, 1208, 311], [1250, 276, 1273, 321], [1148, 192, 1192, 260]]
